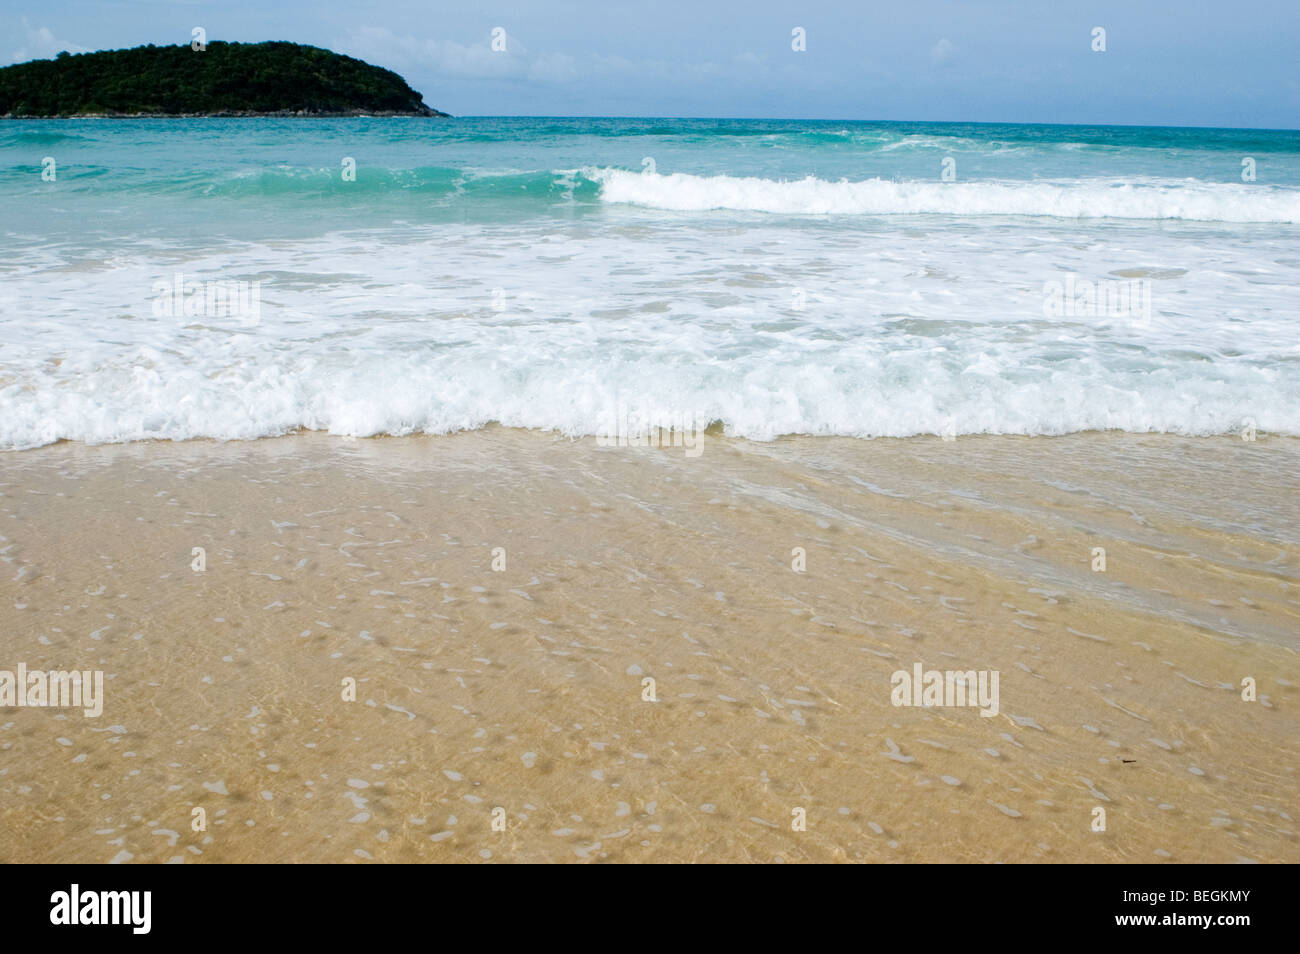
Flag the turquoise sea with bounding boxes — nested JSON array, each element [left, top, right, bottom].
[[1, 118, 1298, 447]]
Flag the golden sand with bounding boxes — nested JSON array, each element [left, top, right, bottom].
[[1, 429, 1296, 863]]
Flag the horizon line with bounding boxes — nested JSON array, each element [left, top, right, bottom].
[[10, 114, 1296, 132]]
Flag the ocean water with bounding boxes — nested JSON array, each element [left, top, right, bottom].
[[1, 117, 1298, 449]]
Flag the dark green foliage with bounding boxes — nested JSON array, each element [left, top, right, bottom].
[[0, 41, 447, 117]]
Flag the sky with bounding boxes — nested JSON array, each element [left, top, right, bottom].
[[3, 1, 1297, 127]]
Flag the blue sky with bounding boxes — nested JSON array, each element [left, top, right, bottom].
[[5, 1, 1297, 127]]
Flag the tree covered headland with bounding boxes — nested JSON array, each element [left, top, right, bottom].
[[0, 41, 448, 117]]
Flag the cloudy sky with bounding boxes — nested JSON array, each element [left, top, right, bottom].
[[5, 1, 1297, 127]]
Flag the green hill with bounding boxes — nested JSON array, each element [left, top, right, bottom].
[[0, 41, 449, 117]]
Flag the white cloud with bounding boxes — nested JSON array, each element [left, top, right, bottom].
[[8, 19, 89, 65], [528, 52, 577, 84], [930, 38, 955, 66], [339, 26, 579, 84]]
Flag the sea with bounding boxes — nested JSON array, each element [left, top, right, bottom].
[[1, 117, 1297, 450]]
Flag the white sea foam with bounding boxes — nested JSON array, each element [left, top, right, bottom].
[[1, 209, 1297, 449], [591, 168, 1300, 222]]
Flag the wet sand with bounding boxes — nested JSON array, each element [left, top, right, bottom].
[[1, 429, 1297, 863]]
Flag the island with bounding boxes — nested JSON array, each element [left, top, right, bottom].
[[0, 41, 449, 117]]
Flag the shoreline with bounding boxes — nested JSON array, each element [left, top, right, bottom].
[[6, 421, 1296, 454], [1, 428, 1296, 862], [2, 110, 450, 119]]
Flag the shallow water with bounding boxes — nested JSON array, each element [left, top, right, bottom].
[[1, 430, 1295, 862]]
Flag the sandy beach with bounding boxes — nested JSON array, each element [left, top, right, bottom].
[[1, 429, 1295, 863]]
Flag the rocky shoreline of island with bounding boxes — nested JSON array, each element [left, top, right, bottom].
[[3, 108, 450, 118]]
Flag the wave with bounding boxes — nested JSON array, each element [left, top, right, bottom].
[[0, 163, 603, 204], [0, 130, 96, 145], [188, 165, 587, 200], [3, 341, 1296, 449], [590, 168, 1300, 222], [8, 157, 1296, 223]]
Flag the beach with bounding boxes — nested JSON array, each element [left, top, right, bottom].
[[2, 428, 1296, 863], [3, 116, 1299, 865]]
